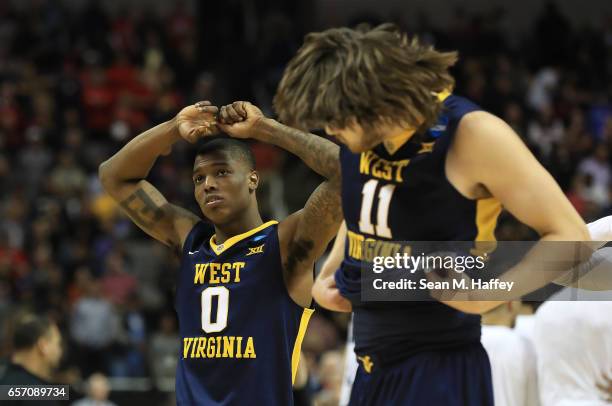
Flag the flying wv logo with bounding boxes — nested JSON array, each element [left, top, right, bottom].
[[246, 244, 265, 256]]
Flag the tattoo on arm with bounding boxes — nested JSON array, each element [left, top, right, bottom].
[[120, 189, 165, 229], [285, 240, 314, 275], [285, 179, 343, 274], [266, 121, 340, 180], [119, 187, 178, 247]]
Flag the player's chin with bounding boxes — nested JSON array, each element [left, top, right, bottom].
[[201, 205, 232, 224]]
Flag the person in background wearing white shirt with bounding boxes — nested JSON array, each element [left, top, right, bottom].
[[485, 216, 612, 406], [514, 302, 539, 344], [534, 299, 612, 406], [519, 214, 612, 346], [481, 301, 540, 406], [71, 373, 117, 406], [577, 146, 611, 208], [533, 215, 612, 405]]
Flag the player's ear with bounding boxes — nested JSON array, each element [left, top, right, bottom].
[[37, 336, 49, 357], [248, 170, 259, 192]]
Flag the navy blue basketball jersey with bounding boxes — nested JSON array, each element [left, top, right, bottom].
[[175, 220, 313, 405], [335, 93, 502, 365]]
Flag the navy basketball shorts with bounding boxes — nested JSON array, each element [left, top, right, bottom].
[[348, 343, 494, 406]]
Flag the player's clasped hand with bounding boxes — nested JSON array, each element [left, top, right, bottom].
[[218, 101, 248, 125], [175, 100, 219, 143], [217, 101, 266, 139], [175, 100, 267, 143]]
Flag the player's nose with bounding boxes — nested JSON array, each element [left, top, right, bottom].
[[204, 176, 218, 191]]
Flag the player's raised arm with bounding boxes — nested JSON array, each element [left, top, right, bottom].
[[276, 173, 343, 306], [217, 101, 340, 179], [444, 111, 590, 314], [98, 102, 218, 250], [312, 222, 353, 312], [218, 101, 343, 307]]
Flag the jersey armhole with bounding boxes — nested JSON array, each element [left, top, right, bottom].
[[283, 266, 317, 312]]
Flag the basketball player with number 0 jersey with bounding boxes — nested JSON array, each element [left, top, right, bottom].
[[99, 101, 342, 405]]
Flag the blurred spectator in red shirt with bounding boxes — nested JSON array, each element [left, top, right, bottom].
[[81, 66, 115, 133], [101, 250, 137, 307]]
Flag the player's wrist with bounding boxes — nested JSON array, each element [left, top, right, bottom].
[[167, 117, 182, 138], [251, 117, 280, 142], [168, 116, 196, 145]]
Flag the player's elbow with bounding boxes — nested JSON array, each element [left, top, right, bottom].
[[98, 160, 121, 192], [98, 161, 112, 189], [311, 277, 328, 306], [320, 293, 352, 313], [574, 223, 591, 241], [549, 221, 591, 241]]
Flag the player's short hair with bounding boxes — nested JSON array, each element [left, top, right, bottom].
[[195, 137, 256, 170], [12, 314, 54, 351], [274, 23, 458, 133]]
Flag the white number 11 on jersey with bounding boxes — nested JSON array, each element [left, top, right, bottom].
[[358, 179, 395, 238]]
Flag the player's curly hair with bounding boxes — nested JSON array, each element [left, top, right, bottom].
[[274, 23, 458, 133]]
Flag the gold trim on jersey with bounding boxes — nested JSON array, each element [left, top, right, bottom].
[[209, 220, 278, 255], [436, 89, 452, 102], [291, 308, 314, 385], [471, 197, 502, 256]]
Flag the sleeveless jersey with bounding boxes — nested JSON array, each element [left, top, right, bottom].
[[175, 220, 313, 405], [335, 93, 502, 365]]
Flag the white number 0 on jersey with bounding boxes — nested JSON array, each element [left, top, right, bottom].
[[201, 286, 229, 333]]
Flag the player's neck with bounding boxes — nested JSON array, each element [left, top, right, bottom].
[[213, 204, 263, 245], [383, 128, 416, 155], [12, 351, 51, 381]]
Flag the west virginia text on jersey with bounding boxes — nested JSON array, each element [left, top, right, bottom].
[[175, 221, 313, 406]]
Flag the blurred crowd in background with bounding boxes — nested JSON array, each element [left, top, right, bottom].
[[0, 0, 611, 404]]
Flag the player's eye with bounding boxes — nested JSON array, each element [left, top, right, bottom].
[[194, 175, 204, 184], [216, 169, 228, 176]]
